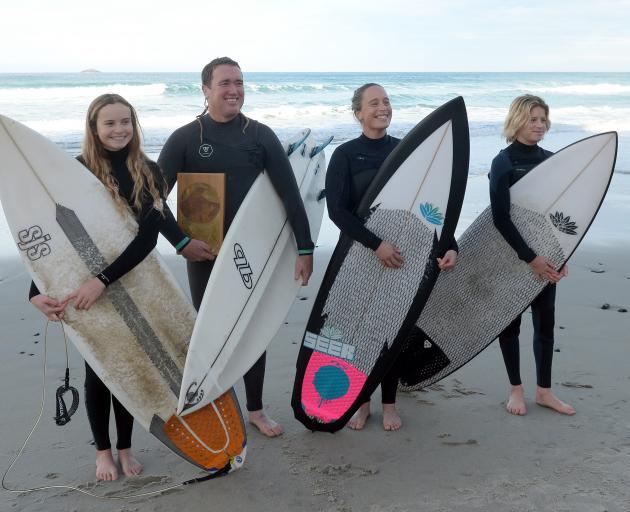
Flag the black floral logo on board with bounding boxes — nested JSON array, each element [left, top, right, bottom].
[[549, 212, 578, 235]]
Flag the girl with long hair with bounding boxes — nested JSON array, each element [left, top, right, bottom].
[[29, 93, 166, 480]]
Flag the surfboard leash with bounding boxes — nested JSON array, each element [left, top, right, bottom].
[[1, 320, 230, 501], [53, 321, 80, 426]]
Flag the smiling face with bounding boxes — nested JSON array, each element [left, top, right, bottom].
[[515, 105, 548, 146], [355, 85, 392, 139], [202, 64, 245, 123], [95, 102, 133, 151]]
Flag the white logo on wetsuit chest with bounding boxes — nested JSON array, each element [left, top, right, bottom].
[[199, 143, 213, 158], [233, 243, 253, 289]]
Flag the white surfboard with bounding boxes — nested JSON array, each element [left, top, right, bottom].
[[0, 115, 247, 473], [399, 132, 618, 391], [178, 130, 329, 415]]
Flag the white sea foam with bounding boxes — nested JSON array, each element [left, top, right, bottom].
[[530, 83, 630, 95], [553, 106, 630, 133], [18, 103, 630, 140], [22, 118, 84, 134], [0, 83, 167, 104]]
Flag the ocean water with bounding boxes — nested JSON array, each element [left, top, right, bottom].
[[1, 72, 629, 262]]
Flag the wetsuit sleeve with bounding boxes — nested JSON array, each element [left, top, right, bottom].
[[160, 202, 190, 250], [97, 164, 164, 285], [157, 130, 190, 249], [325, 147, 382, 251], [489, 153, 536, 263], [259, 125, 314, 253], [29, 281, 40, 300], [158, 129, 187, 192]]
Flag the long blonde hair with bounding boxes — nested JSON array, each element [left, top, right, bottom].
[[82, 93, 163, 216], [503, 94, 551, 143]]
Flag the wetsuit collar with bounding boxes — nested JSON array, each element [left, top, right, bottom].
[[104, 145, 130, 164], [359, 132, 390, 147], [512, 139, 540, 153], [205, 111, 242, 127]]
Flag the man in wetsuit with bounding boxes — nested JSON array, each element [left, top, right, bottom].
[[159, 57, 314, 437]]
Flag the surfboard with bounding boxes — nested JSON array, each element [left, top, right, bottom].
[[0, 115, 246, 474], [178, 131, 331, 415], [291, 97, 470, 432], [398, 132, 618, 391]]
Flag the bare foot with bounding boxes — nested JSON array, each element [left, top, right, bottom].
[[95, 449, 118, 481], [382, 403, 402, 431], [506, 385, 527, 415], [347, 402, 370, 430], [248, 409, 283, 437], [536, 387, 576, 415], [118, 448, 143, 477]]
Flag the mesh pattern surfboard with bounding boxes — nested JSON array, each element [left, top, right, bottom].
[[292, 97, 470, 432], [398, 132, 618, 391]]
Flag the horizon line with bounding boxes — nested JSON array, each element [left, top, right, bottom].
[[2, 70, 630, 74]]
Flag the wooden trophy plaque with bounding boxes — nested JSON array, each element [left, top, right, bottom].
[[177, 173, 226, 253]]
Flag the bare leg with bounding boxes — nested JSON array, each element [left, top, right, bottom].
[[347, 402, 371, 430], [118, 448, 143, 476], [506, 384, 527, 415], [535, 387, 575, 415], [382, 403, 402, 431], [95, 449, 118, 481], [248, 409, 283, 437]]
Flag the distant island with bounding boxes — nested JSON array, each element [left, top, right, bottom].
[[80, 69, 101, 73]]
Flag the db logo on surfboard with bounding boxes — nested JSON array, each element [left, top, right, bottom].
[[233, 243, 253, 289]]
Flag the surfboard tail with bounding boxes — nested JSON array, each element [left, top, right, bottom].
[[151, 389, 246, 472], [299, 352, 368, 423]]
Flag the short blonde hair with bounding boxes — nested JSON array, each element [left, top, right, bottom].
[[502, 94, 551, 143]]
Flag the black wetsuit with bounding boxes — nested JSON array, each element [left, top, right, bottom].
[[489, 140, 556, 388], [158, 113, 314, 412], [327, 133, 460, 401], [30, 147, 165, 450], [326, 133, 403, 404]]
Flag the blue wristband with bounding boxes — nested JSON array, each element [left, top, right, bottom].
[[175, 237, 191, 251]]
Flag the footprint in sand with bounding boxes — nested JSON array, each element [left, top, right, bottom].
[[561, 382, 593, 389], [441, 439, 478, 446]]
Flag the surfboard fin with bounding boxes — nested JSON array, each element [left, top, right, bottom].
[[310, 136, 334, 158], [287, 128, 312, 156]]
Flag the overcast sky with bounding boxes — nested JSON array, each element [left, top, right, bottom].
[[2, 0, 630, 72]]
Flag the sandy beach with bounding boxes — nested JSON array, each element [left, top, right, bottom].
[[1, 174, 629, 512]]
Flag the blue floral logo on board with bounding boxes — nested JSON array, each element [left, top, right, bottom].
[[419, 203, 444, 225], [549, 212, 577, 235]]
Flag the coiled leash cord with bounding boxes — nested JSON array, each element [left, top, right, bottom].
[[1, 320, 224, 500]]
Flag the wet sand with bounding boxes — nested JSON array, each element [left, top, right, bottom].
[[1, 228, 629, 512]]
